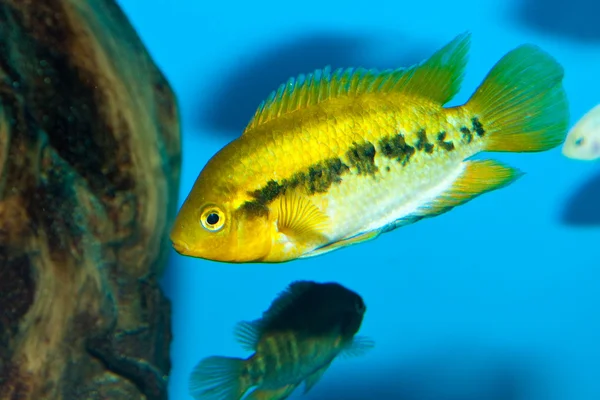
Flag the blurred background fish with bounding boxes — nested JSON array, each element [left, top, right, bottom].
[[562, 103, 600, 161], [188, 281, 374, 400], [170, 32, 569, 263]]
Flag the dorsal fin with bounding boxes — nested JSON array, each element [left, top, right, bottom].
[[233, 320, 262, 351], [243, 32, 471, 133]]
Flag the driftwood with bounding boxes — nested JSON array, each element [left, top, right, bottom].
[[0, 0, 181, 399]]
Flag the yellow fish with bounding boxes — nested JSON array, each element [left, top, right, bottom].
[[188, 281, 373, 400], [171, 32, 569, 263]]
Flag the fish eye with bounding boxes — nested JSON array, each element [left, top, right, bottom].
[[200, 206, 225, 232], [574, 137, 584, 146]]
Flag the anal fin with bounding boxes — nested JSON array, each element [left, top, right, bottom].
[[385, 159, 522, 231], [244, 384, 298, 400], [428, 159, 522, 213]]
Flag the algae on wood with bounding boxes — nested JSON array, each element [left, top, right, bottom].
[[0, 0, 181, 399]]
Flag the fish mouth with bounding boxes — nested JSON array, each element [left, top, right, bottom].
[[171, 240, 191, 255]]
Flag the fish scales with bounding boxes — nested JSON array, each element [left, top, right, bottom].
[[255, 333, 299, 385], [251, 331, 339, 388], [234, 95, 486, 241]]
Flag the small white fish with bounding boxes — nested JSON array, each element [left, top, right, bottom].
[[562, 104, 600, 161]]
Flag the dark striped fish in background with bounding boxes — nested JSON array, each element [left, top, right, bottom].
[[188, 281, 374, 400], [170, 32, 569, 263]]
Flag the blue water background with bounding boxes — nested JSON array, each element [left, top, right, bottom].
[[116, 0, 600, 398]]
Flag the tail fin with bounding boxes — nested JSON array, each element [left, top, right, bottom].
[[189, 356, 248, 400], [466, 44, 569, 153]]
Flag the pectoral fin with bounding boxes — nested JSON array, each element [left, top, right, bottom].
[[340, 335, 375, 358], [273, 190, 329, 244]]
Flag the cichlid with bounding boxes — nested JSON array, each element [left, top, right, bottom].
[[171, 32, 569, 263], [562, 103, 600, 161], [188, 281, 373, 400]]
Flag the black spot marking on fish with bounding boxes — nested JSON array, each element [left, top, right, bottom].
[[242, 157, 350, 217], [253, 180, 284, 204], [460, 126, 473, 144], [436, 131, 455, 151], [415, 129, 434, 153], [471, 117, 485, 137], [241, 200, 270, 218], [299, 158, 350, 194], [379, 133, 415, 166], [346, 141, 378, 176], [385, 166, 391, 172]]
